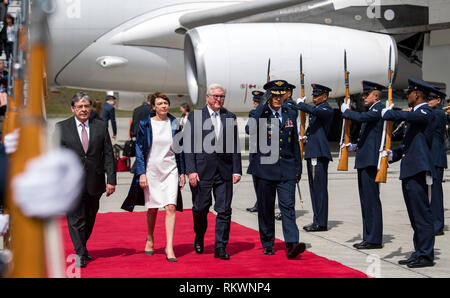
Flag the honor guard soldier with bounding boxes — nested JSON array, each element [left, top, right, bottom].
[[427, 88, 448, 236], [341, 81, 386, 249], [292, 84, 334, 232], [246, 90, 265, 213], [382, 78, 436, 268], [249, 79, 306, 258]]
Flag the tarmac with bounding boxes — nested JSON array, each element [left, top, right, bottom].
[[7, 116, 449, 278]]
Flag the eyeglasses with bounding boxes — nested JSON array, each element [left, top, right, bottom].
[[73, 104, 91, 110], [208, 94, 225, 100]]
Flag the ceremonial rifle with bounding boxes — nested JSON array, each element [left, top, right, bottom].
[[299, 54, 306, 161], [267, 58, 271, 83], [375, 46, 394, 183], [337, 50, 351, 171]]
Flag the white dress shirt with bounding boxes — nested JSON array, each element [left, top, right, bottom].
[[75, 117, 90, 143]]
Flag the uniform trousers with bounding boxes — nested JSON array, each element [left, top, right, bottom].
[[190, 169, 233, 249], [255, 177, 299, 248], [66, 192, 102, 258], [431, 167, 444, 233], [306, 158, 329, 227], [357, 166, 383, 244], [402, 172, 435, 261]]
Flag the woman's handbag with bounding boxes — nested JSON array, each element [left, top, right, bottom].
[[123, 138, 136, 157]]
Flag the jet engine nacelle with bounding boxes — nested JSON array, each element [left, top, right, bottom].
[[185, 23, 397, 110]]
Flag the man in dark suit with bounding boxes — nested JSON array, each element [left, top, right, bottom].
[[382, 78, 436, 268], [130, 94, 152, 138], [341, 81, 386, 249], [184, 84, 242, 260], [249, 80, 305, 259], [101, 95, 117, 140], [57, 91, 117, 267], [246, 91, 264, 213], [428, 89, 448, 236], [291, 84, 334, 232]]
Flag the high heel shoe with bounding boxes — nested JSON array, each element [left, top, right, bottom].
[[164, 248, 177, 262], [144, 237, 154, 256]]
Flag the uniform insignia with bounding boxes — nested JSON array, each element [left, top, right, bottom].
[[420, 110, 427, 115], [285, 120, 294, 128], [373, 109, 378, 112], [275, 81, 285, 87]]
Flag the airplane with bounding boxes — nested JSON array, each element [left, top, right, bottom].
[[46, 0, 450, 112]]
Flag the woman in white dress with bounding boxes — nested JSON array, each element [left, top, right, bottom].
[[136, 92, 185, 262]]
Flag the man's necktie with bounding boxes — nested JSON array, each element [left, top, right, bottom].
[[212, 112, 220, 138], [81, 122, 89, 153]]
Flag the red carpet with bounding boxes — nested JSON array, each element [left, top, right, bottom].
[[61, 210, 368, 278]]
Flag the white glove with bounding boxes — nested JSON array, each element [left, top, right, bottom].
[[341, 102, 350, 114], [381, 104, 394, 117], [380, 150, 393, 162], [347, 143, 357, 151], [299, 136, 308, 143], [0, 214, 9, 235], [4, 129, 20, 154], [12, 148, 84, 218], [296, 97, 306, 104]]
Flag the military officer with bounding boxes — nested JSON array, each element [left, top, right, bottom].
[[382, 78, 436, 268], [292, 84, 334, 232], [341, 81, 386, 249], [250, 79, 306, 258], [246, 90, 265, 213], [427, 89, 448, 236]]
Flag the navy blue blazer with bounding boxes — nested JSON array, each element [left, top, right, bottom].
[[292, 101, 333, 161], [383, 103, 435, 180], [247, 103, 302, 181], [342, 101, 385, 169], [184, 106, 242, 181], [121, 113, 184, 212], [135, 113, 185, 178], [101, 102, 117, 136], [430, 106, 448, 169]]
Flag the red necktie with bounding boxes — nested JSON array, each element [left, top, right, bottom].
[[81, 123, 88, 153]]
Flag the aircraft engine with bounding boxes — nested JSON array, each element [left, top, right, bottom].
[[184, 23, 397, 110]]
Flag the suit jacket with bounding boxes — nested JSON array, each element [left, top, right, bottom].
[[294, 101, 333, 161], [130, 104, 152, 138], [184, 106, 242, 181], [101, 102, 117, 136], [247, 103, 302, 181], [430, 106, 448, 169], [56, 117, 117, 196], [383, 103, 435, 180], [121, 113, 184, 212], [342, 101, 385, 169]]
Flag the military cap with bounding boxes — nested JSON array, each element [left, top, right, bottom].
[[407, 78, 436, 96], [362, 80, 386, 94], [286, 83, 296, 92], [428, 88, 447, 100], [264, 80, 288, 95], [252, 90, 265, 103], [311, 83, 332, 96], [106, 95, 117, 101]]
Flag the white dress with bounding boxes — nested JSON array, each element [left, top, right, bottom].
[[144, 119, 179, 209]]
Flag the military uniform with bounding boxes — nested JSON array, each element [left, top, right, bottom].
[[341, 81, 386, 248], [249, 80, 305, 258], [428, 90, 448, 236], [382, 78, 436, 268], [291, 84, 333, 231], [246, 91, 264, 213]]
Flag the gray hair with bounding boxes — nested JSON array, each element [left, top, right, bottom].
[[71, 91, 92, 107], [207, 84, 227, 96]]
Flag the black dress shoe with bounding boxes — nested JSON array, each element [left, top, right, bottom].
[[353, 241, 366, 249], [264, 246, 275, 255], [407, 256, 434, 268], [246, 206, 258, 212], [214, 247, 230, 260], [275, 213, 282, 221], [435, 230, 444, 236], [85, 253, 92, 260], [194, 236, 204, 254], [354, 242, 383, 250], [287, 242, 306, 259], [303, 224, 327, 232], [398, 256, 417, 265]]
